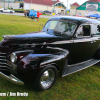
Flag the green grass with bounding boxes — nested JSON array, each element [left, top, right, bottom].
[[0, 14, 48, 40], [0, 14, 100, 100]]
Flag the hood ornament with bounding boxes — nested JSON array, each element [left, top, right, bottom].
[[2, 35, 15, 39]]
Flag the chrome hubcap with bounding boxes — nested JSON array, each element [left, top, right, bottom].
[[40, 69, 55, 88]]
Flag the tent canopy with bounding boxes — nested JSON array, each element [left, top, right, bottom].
[[89, 14, 100, 18]]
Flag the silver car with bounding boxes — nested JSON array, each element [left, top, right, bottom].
[[2, 9, 15, 13]]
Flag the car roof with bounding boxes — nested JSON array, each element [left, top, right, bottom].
[[49, 16, 100, 25]]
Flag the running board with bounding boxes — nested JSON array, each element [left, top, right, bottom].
[[62, 59, 100, 77]]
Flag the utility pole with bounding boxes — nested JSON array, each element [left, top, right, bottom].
[[52, 0, 57, 15], [67, 0, 68, 9], [8, 0, 9, 8], [66, 0, 69, 15], [53, 0, 55, 13], [4, 0, 5, 9]]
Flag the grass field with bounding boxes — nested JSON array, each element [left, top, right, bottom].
[[0, 14, 100, 100]]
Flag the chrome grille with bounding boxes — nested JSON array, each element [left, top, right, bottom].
[[0, 52, 13, 72]]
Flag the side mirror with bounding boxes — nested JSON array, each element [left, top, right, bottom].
[[80, 31, 84, 35], [77, 31, 84, 36]]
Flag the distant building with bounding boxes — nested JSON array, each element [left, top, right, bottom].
[[0, 0, 66, 14], [70, 2, 80, 16], [0, 0, 23, 9], [70, 0, 100, 16], [24, 0, 66, 14], [76, 0, 100, 17]]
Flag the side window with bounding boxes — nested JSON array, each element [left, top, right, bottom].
[[76, 25, 91, 37], [91, 25, 100, 35], [97, 25, 100, 32], [97, 25, 100, 35]]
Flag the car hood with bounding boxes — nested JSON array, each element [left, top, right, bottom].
[[1, 31, 71, 46], [0, 31, 71, 53], [3, 31, 59, 39], [11, 31, 58, 38]]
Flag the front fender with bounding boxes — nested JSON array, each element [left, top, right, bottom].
[[17, 47, 69, 81], [18, 47, 69, 70]]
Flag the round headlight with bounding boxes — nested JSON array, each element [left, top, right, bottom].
[[10, 53, 17, 63]]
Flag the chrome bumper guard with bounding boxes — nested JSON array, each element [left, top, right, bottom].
[[0, 71, 24, 85]]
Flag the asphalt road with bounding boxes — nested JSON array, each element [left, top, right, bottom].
[[0, 12, 64, 18]]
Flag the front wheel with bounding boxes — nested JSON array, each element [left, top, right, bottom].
[[32, 65, 58, 91]]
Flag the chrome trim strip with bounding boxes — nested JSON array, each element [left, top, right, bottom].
[[68, 59, 93, 67], [0, 72, 24, 85], [0, 56, 6, 58], [62, 60, 100, 77], [0, 52, 6, 54], [0, 68, 12, 71], [0, 66, 12, 70], [6, 63, 12, 67], [0, 59, 6, 61], [0, 65, 8, 67], [19, 37, 100, 46], [0, 62, 6, 64]]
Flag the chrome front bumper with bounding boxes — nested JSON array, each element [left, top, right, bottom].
[[0, 71, 24, 85]]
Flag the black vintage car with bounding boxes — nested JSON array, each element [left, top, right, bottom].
[[0, 16, 100, 91]]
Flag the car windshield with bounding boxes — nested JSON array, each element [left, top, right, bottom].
[[43, 20, 58, 30], [43, 20, 76, 35], [54, 21, 76, 35]]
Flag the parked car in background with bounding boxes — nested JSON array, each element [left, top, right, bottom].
[[0, 16, 100, 91], [0, 8, 4, 12], [2, 9, 15, 13], [29, 10, 37, 18], [43, 10, 52, 14], [26, 10, 42, 19]]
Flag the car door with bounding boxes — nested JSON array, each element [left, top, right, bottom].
[[91, 24, 100, 58], [70, 24, 93, 64]]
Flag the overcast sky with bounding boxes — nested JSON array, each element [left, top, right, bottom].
[[59, 0, 88, 9]]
